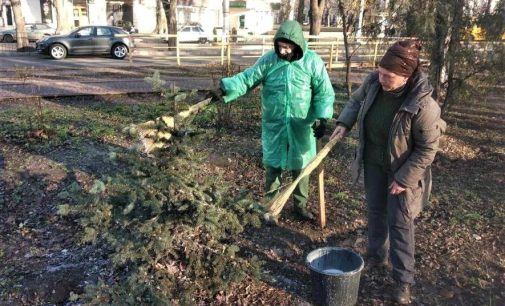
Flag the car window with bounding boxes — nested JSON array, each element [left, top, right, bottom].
[[76, 27, 93, 37], [196, 27, 204, 32], [182, 27, 191, 32], [97, 27, 112, 36]]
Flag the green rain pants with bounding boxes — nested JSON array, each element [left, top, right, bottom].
[[265, 166, 309, 210]]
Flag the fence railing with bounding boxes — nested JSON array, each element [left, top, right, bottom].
[[2, 33, 501, 69], [132, 34, 418, 70]]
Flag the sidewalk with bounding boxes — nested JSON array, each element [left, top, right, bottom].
[[0, 75, 216, 100]]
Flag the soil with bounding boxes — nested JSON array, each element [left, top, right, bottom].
[[0, 68, 503, 305]]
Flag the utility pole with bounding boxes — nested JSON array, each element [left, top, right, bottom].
[[222, 0, 229, 42]]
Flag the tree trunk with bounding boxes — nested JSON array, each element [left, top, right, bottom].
[[431, 2, 449, 101], [279, 0, 293, 23], [167, 0, 177, 47], [441, 0, 465, 113], [296, 0, 305, 23], [10, 0, 29, 50], [338, 0, 352, 97], [54, 0, 71, 34], [309, 0, 326, 37], [155, 0, 168, 35]]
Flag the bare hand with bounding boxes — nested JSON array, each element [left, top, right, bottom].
[[330, 124, 348, 140], [389, 181, 406, 195]]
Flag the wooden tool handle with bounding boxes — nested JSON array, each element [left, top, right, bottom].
[[317, 139, 326, 229]]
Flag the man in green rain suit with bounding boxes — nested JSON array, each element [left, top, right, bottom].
[[212, 20, 335, 222]]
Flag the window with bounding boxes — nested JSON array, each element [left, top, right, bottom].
[[97, 27, 112, 36], [77, 27, 93, 37], [182, 27, 191, 32]]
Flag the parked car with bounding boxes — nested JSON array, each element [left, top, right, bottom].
[[178, 25, 210, 43], [0, 23, 56, 42], [36, 25, 134, 60]]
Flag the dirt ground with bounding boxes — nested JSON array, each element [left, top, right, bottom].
[[0, 68, 503, 305]]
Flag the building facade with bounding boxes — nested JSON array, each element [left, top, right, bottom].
[[0, 0, 280, 35]]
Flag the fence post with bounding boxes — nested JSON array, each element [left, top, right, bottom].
[[335, 43, 339, 67], [329, 43, 334, 72], [221, 38, 225, 65], [227, 42, 231, 68], [176, 35, 181, 66], [372, 40, 379, 67]]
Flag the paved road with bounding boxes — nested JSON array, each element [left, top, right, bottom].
[[0, 52, 350, 100], [0, 55, 253, 100]]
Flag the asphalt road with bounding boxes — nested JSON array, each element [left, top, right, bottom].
[[0, 54, 200, 70]]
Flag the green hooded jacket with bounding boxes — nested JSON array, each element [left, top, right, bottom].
[[220, 20, 335, 170]]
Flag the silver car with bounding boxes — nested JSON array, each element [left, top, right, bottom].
[[0, 23, 56, 42]]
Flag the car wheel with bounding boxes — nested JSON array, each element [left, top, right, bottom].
[[3, 34, 14, 43], [198, 37, 207, 44], [112, 43, 128, 59], [50, 44, 67, 60]]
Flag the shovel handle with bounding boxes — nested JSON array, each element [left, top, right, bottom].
[[317, 139, 326, 229]]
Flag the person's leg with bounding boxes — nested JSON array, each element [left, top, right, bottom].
[[387, 193, 416, 284], [291, 169, 309, 210], [291, 169, 314, 220], [387, 190, 416, 304], [364, 162, 390, 264], [265, 166, 283, 199]]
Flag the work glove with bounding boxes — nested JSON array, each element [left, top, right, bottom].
[[312, 118, 327, 139], [206, 88, 225, 103]]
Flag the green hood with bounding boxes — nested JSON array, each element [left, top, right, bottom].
[[274, 20, 306, 54]]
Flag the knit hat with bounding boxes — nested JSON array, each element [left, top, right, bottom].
[[379, 40, 421, 77]]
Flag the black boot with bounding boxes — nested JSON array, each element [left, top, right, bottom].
[[393, 282, 411, 304]]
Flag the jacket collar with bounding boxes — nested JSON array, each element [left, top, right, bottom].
[[370, 70, 433, 115]]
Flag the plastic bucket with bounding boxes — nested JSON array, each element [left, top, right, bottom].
[[306, 247, 364, 306]]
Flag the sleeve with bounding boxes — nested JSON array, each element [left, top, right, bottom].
[[335, 73, 372, 130], [310, 57, 335, 119], [394, 100, 446, 188], [220, 54, 270, 103]]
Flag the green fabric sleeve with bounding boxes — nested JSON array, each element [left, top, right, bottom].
[[220, 53, 271, 103], [311, 56, 335, 119]]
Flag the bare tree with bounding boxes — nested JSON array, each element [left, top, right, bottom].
[[10, 0, 28, 50], [309, 0, 326, 36], [279, 0, 294, 23], [296, 0, 306, 23], [167, 0, 177, 47], [337, 0, 352, 96], [53, 0, 72, 34], [155, 0, 168, 35]]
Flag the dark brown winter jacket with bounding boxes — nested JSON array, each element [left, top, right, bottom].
[[337, 70, 446, 216]]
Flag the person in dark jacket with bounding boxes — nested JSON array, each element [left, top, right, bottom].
[[330, 40, 446, 304], [211, 21, 335, 223]]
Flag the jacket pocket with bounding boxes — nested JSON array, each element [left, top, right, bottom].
[[400, 179, 424, 219]]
